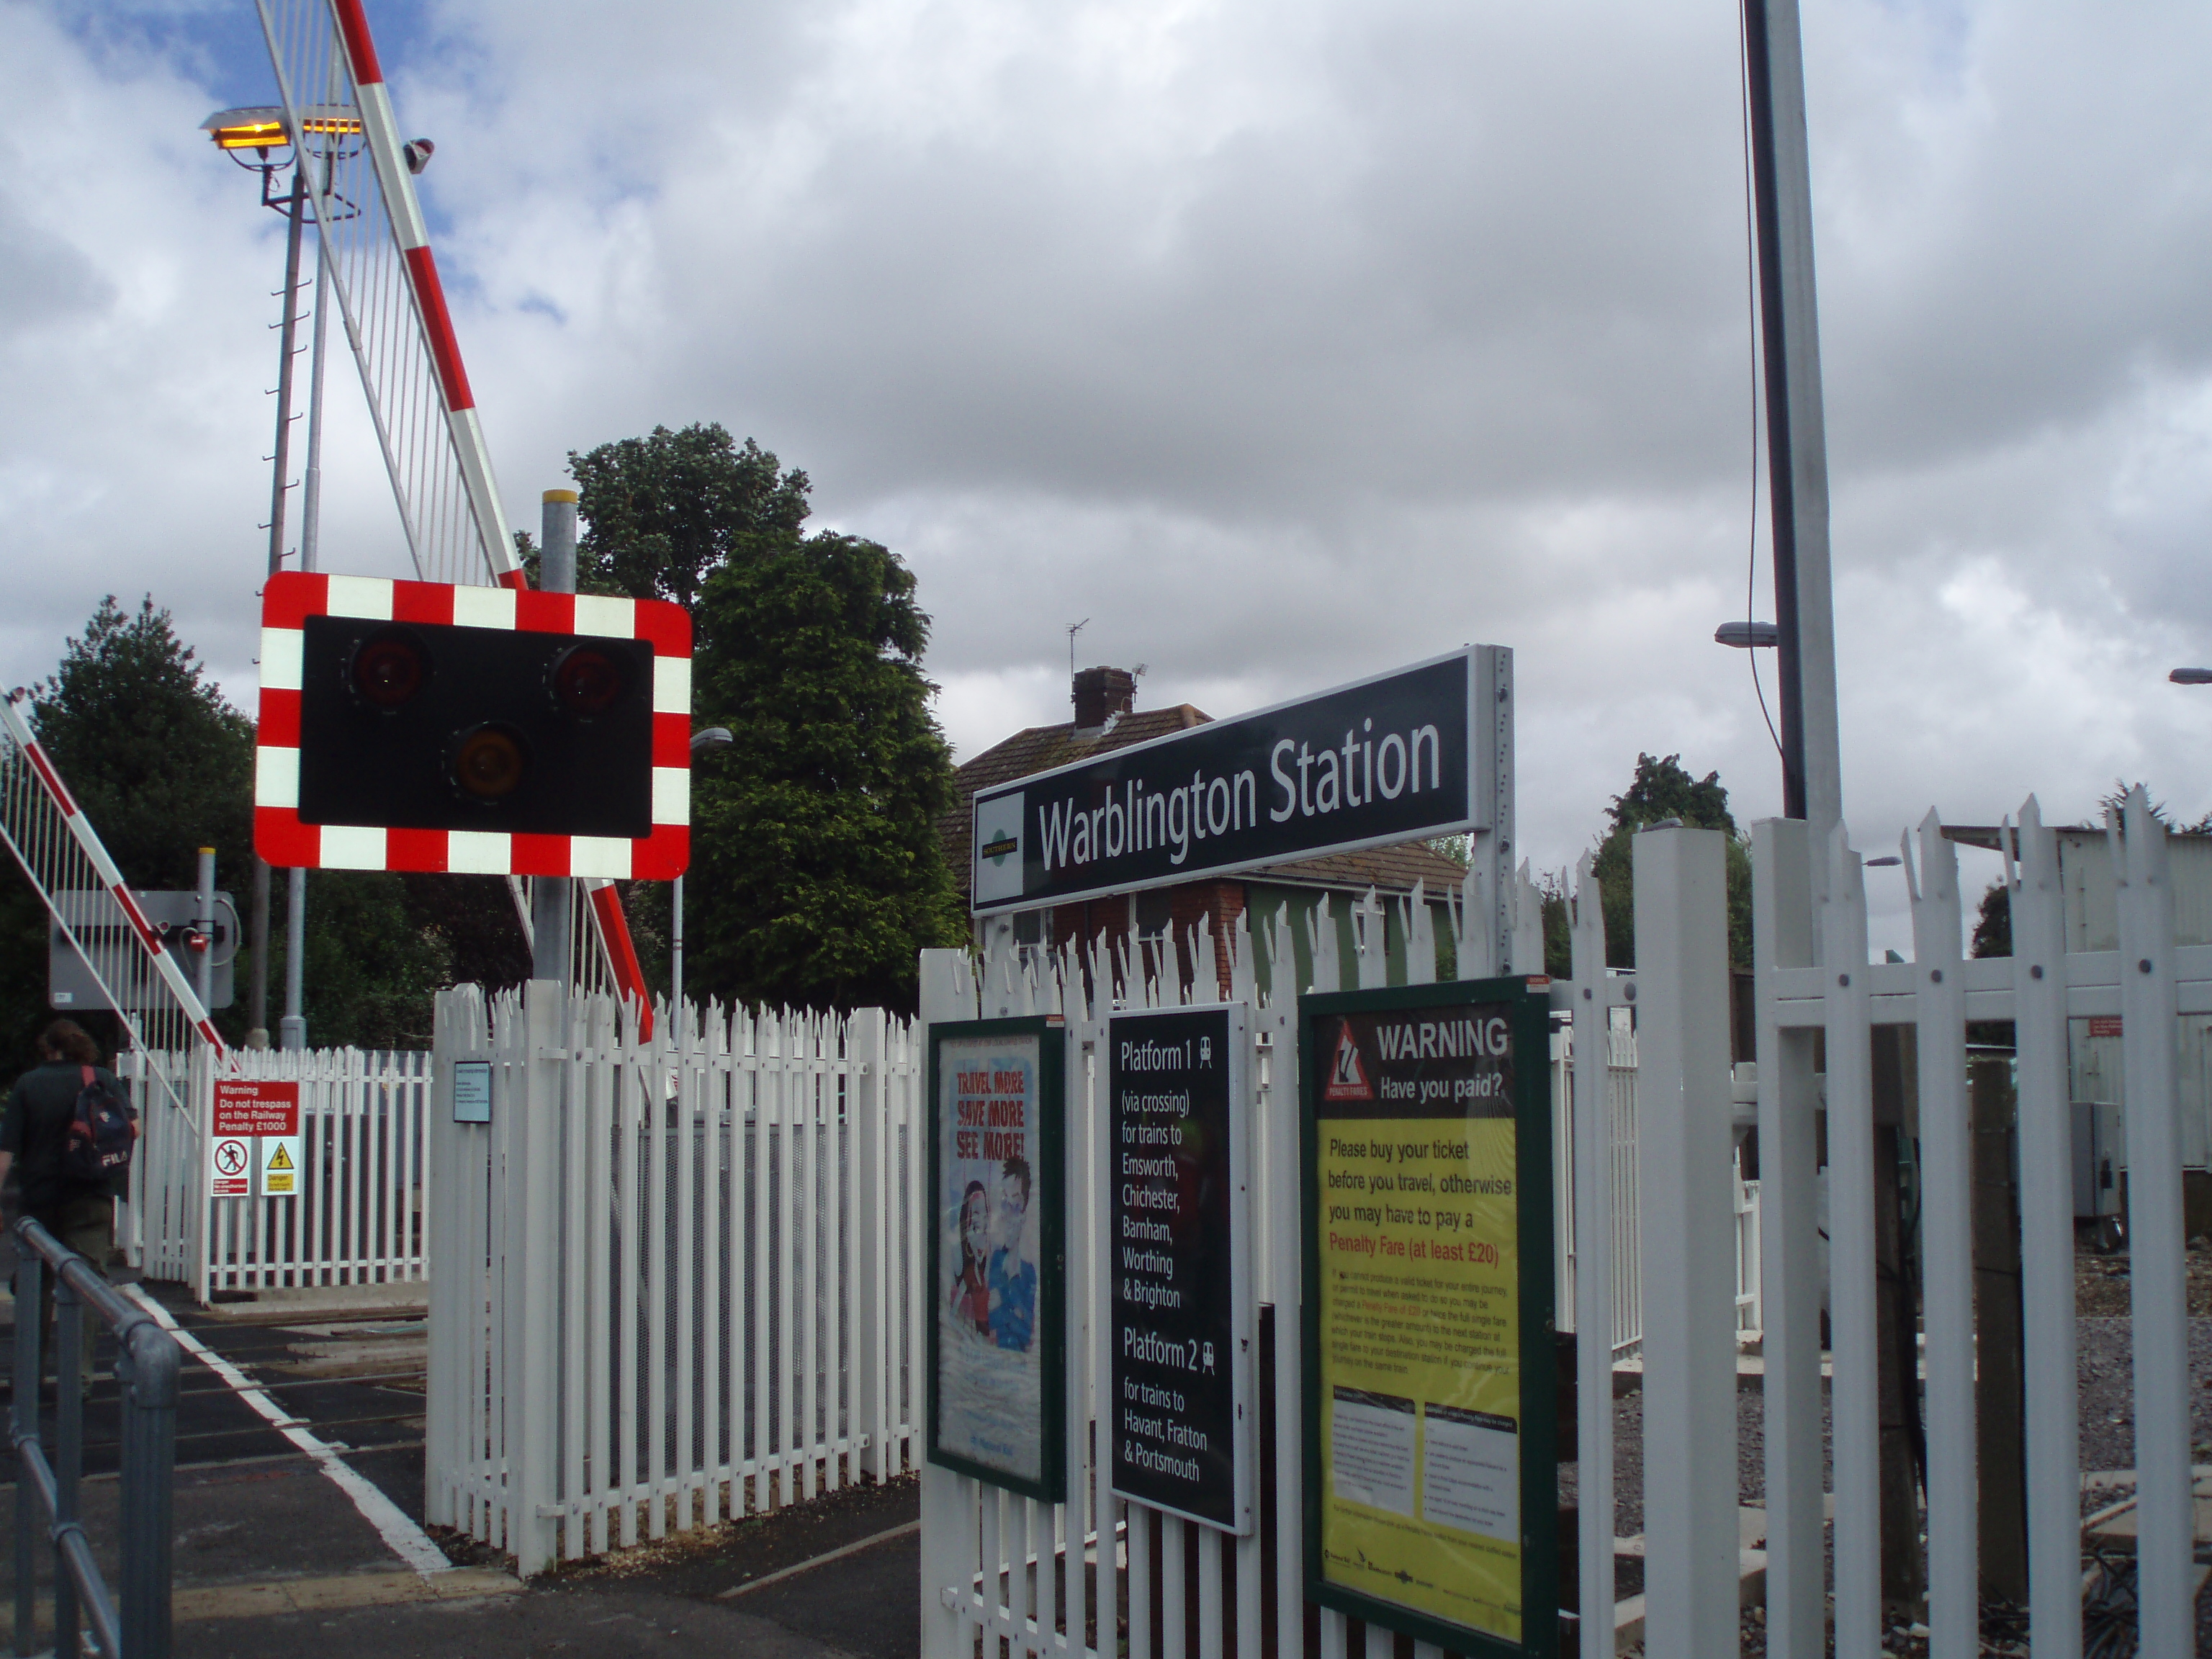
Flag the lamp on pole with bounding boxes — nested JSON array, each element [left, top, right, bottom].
[[672, 728, 734, 1017], [2170, 668, 2212, 685], [205, 104, 363, 1048]]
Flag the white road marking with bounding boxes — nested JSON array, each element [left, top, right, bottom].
[[716, 1519, 920, 1599], [122, 1284, 452, 1578]]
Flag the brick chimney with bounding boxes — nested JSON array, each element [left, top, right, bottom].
[[1071, 665, 1137, 732]]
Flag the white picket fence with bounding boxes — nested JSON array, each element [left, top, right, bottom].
[[117, 1046, 432, 1298], [1570, 796, 2197, 1659], [425, 986, 925, 1575], [917, 797, 2191, 1659], [919, 889, 1563, 1659]]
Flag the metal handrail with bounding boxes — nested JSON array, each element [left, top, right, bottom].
[[10, 1217, 179, 1658]]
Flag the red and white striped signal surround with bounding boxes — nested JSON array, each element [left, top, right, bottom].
[[256, 572, 691, 879]]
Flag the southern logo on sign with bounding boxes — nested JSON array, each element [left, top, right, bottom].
[[1323, 1021, 1374, 1102], [974, 791, 1026, 904]]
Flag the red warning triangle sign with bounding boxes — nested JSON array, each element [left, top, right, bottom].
[[1322, 1020, 1374, 1101]]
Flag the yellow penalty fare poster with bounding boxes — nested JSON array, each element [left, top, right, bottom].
[[1301, 981, 1554, 1658]]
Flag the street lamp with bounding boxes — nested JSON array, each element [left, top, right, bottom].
[[2170, 668, 2212, 685], [671, 727, 734, 1017], [1715, 621, 1781, 649], [207, 104, 372, 1050]]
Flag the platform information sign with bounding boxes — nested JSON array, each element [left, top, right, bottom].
[[1301, 979, 1554, 1657], [1107, 1004, 1254, 1534]]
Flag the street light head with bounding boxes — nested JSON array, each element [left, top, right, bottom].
[[690, 727, 735, 756], [1714, 620, 1781, 649], [2170, 667, 2212, 685], [203, 107, 290, 152], [1865, 855, 1902, 867]]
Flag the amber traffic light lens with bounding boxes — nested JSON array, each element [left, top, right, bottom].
[[551, 646, 624, 716], [452, 725, 526, 799], [352, 631, 427, 709]]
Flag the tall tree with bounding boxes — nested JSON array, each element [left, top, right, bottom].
[[32, 597, 255, 893], [6, 598, 258, 1058], [568, 428, 968, 1013], [1589, 752, 1754, 970], [568, 425, 811, 612], [688, 530, 968, 1012]]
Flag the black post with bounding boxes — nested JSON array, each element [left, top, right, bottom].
[[1742, 0, 1806, 821]]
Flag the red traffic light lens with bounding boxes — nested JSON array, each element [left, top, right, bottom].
[[451, 724, 527, 799], [352, 630, 428, 709], [551, 645, 625, 716]]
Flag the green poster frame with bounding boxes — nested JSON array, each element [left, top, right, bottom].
[[927, 1015, 1068, 1503], [1299, 977, 1557, 1659]]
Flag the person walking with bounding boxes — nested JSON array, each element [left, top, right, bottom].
[[0, 1019, 132, 1390]]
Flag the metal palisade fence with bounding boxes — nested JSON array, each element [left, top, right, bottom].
[[118, 1046, 433, 1297], [918, 802, 2193, 1659], [919, 884, 1579, 1659], [1577, 796, 2197, 1659], [425, 985, 925, 1575]]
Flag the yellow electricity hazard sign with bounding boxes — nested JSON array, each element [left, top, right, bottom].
[[261, 1135, 302, 1197]]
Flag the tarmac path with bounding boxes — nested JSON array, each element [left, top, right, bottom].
[[0, 1261, 917, 1658]]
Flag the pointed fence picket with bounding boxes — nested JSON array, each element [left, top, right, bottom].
[[1619, 796, 2203, 1659], [920, 881, 1627, 1659], [918, 799, 2198, 1659], [426, 986, 925, 1575]]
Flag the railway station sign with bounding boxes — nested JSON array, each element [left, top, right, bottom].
[[1108, 1004, 1254, 1534], [1300, 978, 1555, 1657], [971, 646, 1511, 914], [927, 1017, 1067, 1502]]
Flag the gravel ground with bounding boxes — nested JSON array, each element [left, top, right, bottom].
[[1569, 1242, 2212, 1654]]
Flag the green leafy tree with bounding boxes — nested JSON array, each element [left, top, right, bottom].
[[1588, 752, 1754, 970], [32, 598, 256, 893], [1970, 880, 2010, 958], [569, 426, 811, 611], [565, 428, 967, 1012], [688, 530, 968, 1012], [4, 598, 259, 1058]]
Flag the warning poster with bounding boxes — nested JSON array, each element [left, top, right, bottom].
[[927, 1017, 1066, 1502], [1301, 980, 1554, 1657]]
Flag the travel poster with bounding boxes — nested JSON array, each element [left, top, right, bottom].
[[928, 1017, 1065, 1501], [1302, 980, 1554, 1657]]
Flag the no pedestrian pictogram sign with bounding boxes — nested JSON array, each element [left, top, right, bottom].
[[211, 1137, 251, 1197]]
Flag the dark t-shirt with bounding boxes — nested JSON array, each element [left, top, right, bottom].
[[1, 1061, 130, 1215]]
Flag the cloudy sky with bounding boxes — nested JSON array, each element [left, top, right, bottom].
[[6, 0, 2211, 950]]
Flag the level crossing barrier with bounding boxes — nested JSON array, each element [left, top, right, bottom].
[[10, 1218, 181, 1659]]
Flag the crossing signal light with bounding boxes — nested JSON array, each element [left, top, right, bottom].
[[256, 575, 692, 879]]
